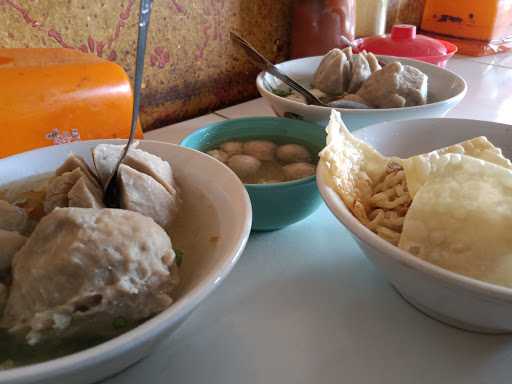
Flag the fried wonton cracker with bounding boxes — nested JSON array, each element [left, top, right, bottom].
[[402, 136, 512, 198], [319, 111, 408, 243], [319, 111, 388, 220], [319, 111, 512, 245], [399, 153, 512, 287]]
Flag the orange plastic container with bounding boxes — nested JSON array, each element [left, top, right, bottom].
[[0, 48, 142, 158], [421, 0, 512, 45]]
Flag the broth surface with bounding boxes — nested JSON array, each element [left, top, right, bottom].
[[207, 136, 318, 184]]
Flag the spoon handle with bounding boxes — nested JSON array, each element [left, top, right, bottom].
[[103, 0, 152, 207], [230, 31, 324, 106], [339, 35, 358, 51], [121, 0, 153, 160]]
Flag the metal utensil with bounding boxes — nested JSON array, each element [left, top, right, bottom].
[[328, 99, 370, 109], [230, 31, 327, 107], [339, 35, 359, 51], [104, 0, 153, 208]]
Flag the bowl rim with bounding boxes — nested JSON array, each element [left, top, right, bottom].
[[256, 54, 468, 114], [243, 176, 315, 189], [0, 139, 253, 382], [179, 116, 324, 146], [315, 130, 512, 303], [179, 116, 323, 188]]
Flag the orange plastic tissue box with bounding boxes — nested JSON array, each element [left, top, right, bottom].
[[0, 48, 142, 158], [421, 0, 512, 56]]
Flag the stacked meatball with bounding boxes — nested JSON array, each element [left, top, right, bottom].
[[207, 140, 316, 183]]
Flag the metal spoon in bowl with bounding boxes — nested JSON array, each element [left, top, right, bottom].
[[230, 31, 325, 106], [104, 0, 153, 208], [339, 35, 359, 51], [230, 31, 369, 110]]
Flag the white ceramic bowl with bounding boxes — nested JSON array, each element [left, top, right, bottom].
[[256, 56, 467, 130], [317, 118, 512, 333], [0, 140, 252, 384]]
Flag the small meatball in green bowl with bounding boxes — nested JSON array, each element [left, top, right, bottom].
[[181, 117, 325, 231]]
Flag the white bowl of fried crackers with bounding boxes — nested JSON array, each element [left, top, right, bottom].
[[317, 111, 512, 333]]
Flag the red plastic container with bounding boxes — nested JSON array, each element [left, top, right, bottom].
[[355, 25, 458, 67]]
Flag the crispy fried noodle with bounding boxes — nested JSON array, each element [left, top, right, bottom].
[[358, 162, 411, 245]]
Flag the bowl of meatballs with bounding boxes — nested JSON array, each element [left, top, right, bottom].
[[181, 117, 325, 231], [0, 139, 252, 384], [256, 48, 467, 130]]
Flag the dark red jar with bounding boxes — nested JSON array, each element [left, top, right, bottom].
[[290, 0, 355, 59]]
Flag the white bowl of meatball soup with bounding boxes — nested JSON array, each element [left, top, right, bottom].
[[256, 52, 467, 131], [0, 139, 252, 384]]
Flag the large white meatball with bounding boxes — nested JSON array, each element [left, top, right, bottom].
[[220, 141, 243, 155], [0, 229, 26, 272], [243, 140, 277, 161], [283, 162, 316, 181], [2, 208, 177, 345], [207, 149, 229, 163], [0, 200, 27, 233], [276, 144, 312, 164], [227, 155, 261, 179]]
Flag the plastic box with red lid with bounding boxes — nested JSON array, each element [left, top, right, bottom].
[[354, 25, 458, 67]]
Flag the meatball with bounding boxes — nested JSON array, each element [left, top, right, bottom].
[[0, 200, 28, 233], [0, 229, 27, 272], [227, 155, 261, 179], [207, 149, 229, 163], [220, 141, 243, 155], [276, 144, 312, 164], [312, 48, 350, 95], [283, 162, 316, 181], [357, 62, 428, 108], [2, 208, 177, 345], [243, 140, 277, 161], [347, 53, 372, 94]]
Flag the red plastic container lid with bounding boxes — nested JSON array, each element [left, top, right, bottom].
[[357, 24, 449, 58]]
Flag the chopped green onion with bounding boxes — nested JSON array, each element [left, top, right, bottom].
[[273, 89, 291, 97], [112, 317, 128, 330], [174, 248, 184, 267]]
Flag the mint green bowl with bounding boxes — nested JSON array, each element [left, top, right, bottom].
[[180, 117, 325, 231]]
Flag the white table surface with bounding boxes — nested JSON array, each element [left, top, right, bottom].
[[105, 55, 512, 384]]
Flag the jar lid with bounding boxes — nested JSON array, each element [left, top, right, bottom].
[[357, 25, 448, 58]]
